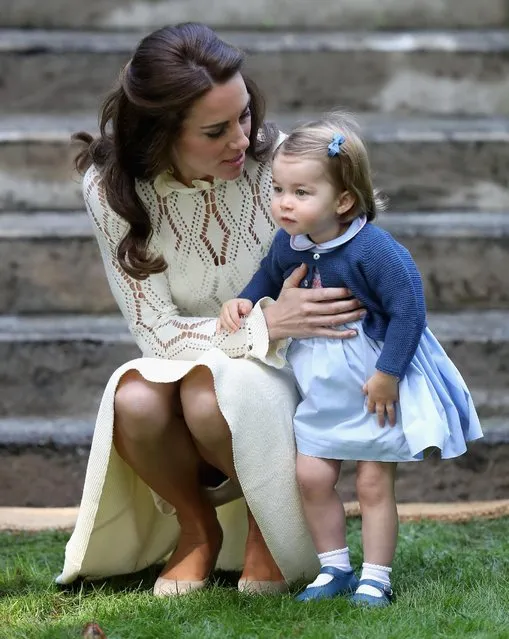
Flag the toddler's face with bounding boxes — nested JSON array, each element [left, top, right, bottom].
[[271, 154, 343, 244]]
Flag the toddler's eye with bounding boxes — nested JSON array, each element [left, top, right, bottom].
[[273, 185, 283, 193], [296, 189, 307, 196]]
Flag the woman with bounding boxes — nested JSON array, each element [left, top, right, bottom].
[[57, 23, 365, 596]]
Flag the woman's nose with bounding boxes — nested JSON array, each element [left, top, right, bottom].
[[228, 124, 250, 151]]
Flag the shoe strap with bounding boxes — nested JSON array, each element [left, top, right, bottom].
[[358, 578, 393, 598], [319, 565, 352, 578]]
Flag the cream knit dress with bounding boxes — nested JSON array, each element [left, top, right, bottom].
[[57, 150, 319, 585]]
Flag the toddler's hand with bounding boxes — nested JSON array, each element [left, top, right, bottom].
[[363, 371, 399, 427], [217, 298, 253, 334]]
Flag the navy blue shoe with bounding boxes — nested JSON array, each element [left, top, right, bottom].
[[295, 566, 359, 602], [350, 579, 394, 608]]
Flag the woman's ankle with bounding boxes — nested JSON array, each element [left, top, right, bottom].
[[241, 510, 284, 581], [176, 500, 221, 540]]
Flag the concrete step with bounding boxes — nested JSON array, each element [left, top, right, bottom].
[[2, 211, 508, 314], [1, 409, 508, 450], [0, 311, 508, 417], [1, 29, 509, 116], [1, 412, 509, 507], [0, 315, 138, 418], [4, 0, 508, 31], [2, 113, 509, 212]]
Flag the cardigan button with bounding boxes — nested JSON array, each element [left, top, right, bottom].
[[313, 253, 320, 260]]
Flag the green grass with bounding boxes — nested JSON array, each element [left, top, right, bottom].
[[1, 518, 508, 638]]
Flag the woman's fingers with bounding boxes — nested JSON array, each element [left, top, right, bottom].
[[282, 263, 308, 290], [300, 326, 358, 339], [304, 287, 355, 303], [307, 308, 366, 325]]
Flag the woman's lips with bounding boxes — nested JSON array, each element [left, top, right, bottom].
[[223, 153, 244, 167]]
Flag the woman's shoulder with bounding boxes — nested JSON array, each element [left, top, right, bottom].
[[81, 164, 106, 214], [81, 165, 130, 238], [82, 163, 102, 193]]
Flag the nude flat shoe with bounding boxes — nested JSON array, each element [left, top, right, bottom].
[[237, 578, 289, 595], [153, 576, 208, 597]]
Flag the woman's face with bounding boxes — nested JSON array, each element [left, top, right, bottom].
[[172, 72, 252, 186]]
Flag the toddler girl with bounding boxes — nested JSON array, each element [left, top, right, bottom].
[[218, 113, 483, 606]]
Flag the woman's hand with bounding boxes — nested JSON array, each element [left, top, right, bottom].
[[363, 371, 399, 427], [217, 298, 253, 333], [263, 264, 366, 341]]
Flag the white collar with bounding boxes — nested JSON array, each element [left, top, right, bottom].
[[153, 170, 226, 196], [290, 215, 367, 252]]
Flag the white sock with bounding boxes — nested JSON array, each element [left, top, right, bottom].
[[307, 547, 351, 588], [356, 562, 392, 597]]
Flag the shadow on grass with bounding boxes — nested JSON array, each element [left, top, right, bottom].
[[56, 567, 243, 596]]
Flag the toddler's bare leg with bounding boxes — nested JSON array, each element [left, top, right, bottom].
[[356, 461, 398, 566], [296, 453, 345, 552]]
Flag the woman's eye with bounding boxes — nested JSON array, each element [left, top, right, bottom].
[[240, 108, 251, 122], [206, 129, 225, 139]]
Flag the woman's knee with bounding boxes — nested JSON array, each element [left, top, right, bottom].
[[114, 370, 177, 441], [356, 462, 396, 507], [180, 367, 229, 444]]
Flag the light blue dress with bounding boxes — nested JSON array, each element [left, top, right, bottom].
[[286, 219, 483, 462]]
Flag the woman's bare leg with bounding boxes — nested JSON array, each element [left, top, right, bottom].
[[356, 461, 398, 566], [180, 366, 284, 582], [113, 370, 222, 582]]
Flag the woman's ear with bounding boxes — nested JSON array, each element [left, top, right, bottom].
[[336, 191, 355, 216]]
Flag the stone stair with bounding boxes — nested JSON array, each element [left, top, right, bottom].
[[1, 0, 509, 506], [2, 29, 509, 115], [4, 0, 508, 30], [3, 113, 509, 211]]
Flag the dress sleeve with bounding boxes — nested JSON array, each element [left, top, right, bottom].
[[84, 167, 286, 365], [361, 231, 427, 379]]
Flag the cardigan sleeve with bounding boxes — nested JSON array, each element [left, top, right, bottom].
[[361, 230, 427, 378], [238, 232, 286, 303], [84, 166, 284, 364]]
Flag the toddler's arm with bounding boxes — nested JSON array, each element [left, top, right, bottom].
[[362, 229, 427, 380]]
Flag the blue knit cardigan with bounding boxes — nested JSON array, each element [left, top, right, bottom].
[[240, 223, 427, 379]]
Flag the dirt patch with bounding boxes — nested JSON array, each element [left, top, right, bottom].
[[0, 442, 508, 508]]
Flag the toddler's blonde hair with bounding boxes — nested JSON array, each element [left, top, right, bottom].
[[275, 112, 386, 221]]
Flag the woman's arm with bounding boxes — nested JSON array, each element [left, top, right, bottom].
[[84, 167, 281, 362]]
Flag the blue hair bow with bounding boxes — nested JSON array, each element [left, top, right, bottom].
[[327, 133, 346, 157]]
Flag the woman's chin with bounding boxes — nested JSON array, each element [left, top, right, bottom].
[[218, 159, 245, 180]]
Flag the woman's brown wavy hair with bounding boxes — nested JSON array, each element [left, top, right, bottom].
[[74, 22, 278, 279]]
